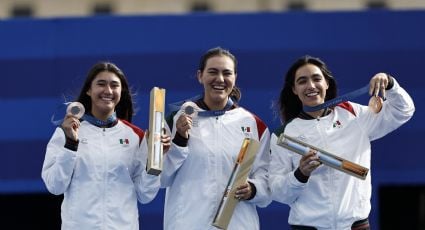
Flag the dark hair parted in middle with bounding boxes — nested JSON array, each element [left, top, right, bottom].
[[77, 62, 135, 122], [278, 55, 338, 123]]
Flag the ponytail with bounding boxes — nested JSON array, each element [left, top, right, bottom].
[[230, 86, 241, 103]]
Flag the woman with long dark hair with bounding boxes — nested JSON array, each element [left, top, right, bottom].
[[42, 62, 170, 229], [269, 55, 415, 230]]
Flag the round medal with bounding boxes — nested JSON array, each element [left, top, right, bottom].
[[66, 102, 85, 119], [368, 96, 383, 113]]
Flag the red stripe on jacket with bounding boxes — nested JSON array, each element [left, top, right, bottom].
[[337, 101, 356, 117], [253, 114, 267, 139], [120, 119, 145, 145]]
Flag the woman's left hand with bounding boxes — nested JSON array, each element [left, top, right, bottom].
[[234, 182, 252, 201], [161, 128, 171, 154], [369, 73, 389, 99]]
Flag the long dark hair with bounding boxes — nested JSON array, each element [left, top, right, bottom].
[[278, 55, 338, 123], [76, 62, 135, 122], [198, 47, 241, 102]]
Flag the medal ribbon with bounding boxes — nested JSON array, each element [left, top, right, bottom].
[[303, 84, 369, 112], [169, 95, 234, 117]]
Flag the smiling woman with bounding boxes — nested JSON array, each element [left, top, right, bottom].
[[161, 47, 271, 230], [197, 52, 237, 111], [76, 62, 133, 124], [292, 64, 329, 113], [268, 55, 415, 230], [41, 61, 171, 230], [85, 72, 122, 121]]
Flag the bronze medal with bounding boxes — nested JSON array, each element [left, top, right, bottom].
[[368, 96, 383, 113]]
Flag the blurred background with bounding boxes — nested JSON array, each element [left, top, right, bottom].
[[1, 0, 425, 18], [1, 0, 424, 229]]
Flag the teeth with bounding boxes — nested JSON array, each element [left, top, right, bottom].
[[213, 85, 225, 90], [306, 92, 318, 97]]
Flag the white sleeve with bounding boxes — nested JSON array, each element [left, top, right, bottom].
[[356, 78, 415, 141], [160, 142, 189, 188], [41, 127, 77, 195], [246, 128, 272, 207], [160, 113, 190, 188], [269, 132, 307, 205], [132, 137, 161, 204]]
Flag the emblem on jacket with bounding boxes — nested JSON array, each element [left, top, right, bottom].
[[241, 126, 251, 133], [241, 126, 251, 137], [119, 138, 130, 147], [332, 120, 342, 129]]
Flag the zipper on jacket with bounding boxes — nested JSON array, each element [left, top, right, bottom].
[[101, 127, 107, 228]]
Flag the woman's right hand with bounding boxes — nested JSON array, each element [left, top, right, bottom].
[[175, 114, 192, 139], [298, 150, 321, 176], [61, 114, 80, 141]]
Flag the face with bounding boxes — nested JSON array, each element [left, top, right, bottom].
[[292, 64, 329, 107], [197, 55, 236, 109], [86, 71, 122, 120]]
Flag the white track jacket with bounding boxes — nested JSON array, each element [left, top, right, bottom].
[[269, 78, 415, 229], [162, 106, 271, 230], [42, 120, 160, 230]]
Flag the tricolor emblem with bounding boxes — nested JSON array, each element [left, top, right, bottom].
[[241, 126, 251, 133], [119, 138, 129, 145], [333, 120, 342, 128]]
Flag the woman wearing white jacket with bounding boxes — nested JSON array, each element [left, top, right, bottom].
[[269, 55, 415, 230], [161, 47, 271, 230], [42, 62, 171, 230]]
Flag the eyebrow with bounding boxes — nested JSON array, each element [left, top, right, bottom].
[[95, 79, 121, 84], [295, 73, 322, 82], [207, 67, 233, 73], [207, 67, 219, 71]]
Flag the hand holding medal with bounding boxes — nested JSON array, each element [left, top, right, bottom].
[[304, 73, 390, 114], [175, 102, 197, 139], [181, 101, 199, 117], [368, 73, 389, 113], [62, 102, 85, 141]]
